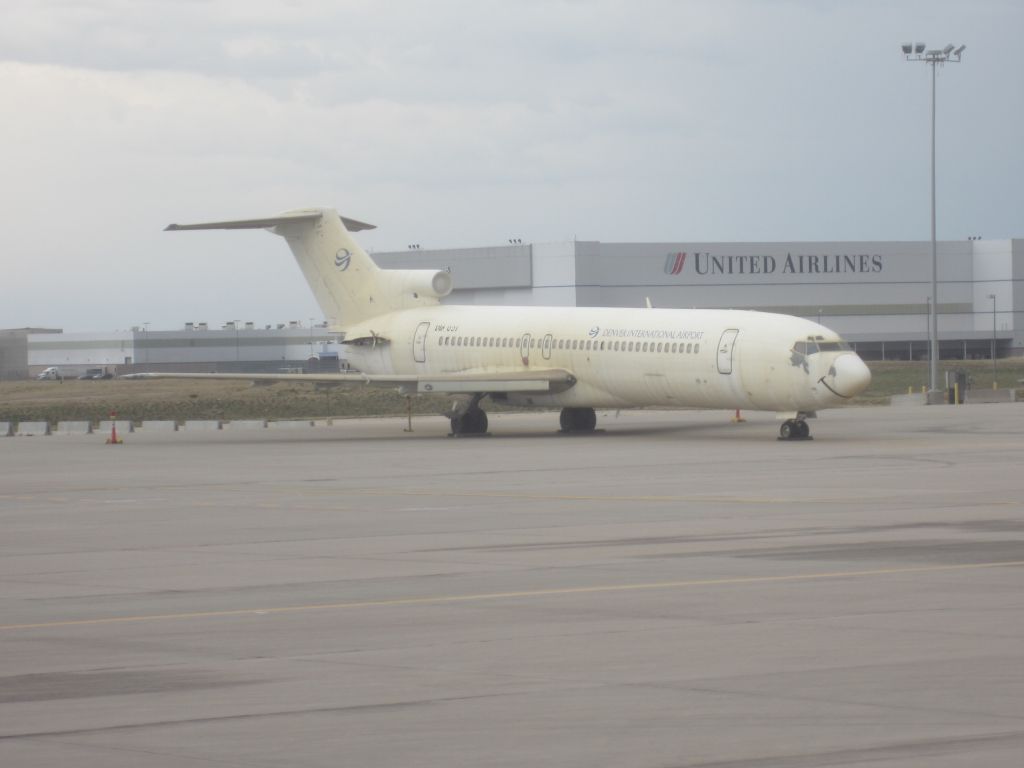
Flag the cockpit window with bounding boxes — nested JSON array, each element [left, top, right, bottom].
[[794, 339, 850, 355]]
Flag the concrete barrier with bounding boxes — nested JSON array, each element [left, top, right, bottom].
[[0, 422, 11, 437], [963, 388, 1017, 404], [140, 421, 178, 431], [183, 420, 222, 431], [55, 421, 93, 435], [890, 393, 927, 407], [267, 419, 315, 429], [96, 420, 134, 434], [16, 421, 50, 436], [223, 420, 267, 430]]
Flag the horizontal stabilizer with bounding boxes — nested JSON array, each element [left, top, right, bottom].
[[165, 212, 375, 232]]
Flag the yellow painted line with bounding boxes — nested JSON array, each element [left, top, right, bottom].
[[2, 560, 1022, 632]]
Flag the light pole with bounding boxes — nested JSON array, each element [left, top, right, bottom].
[[987, 293, 996, 386], [902, 41, 965, 394], [142, 322, 150, 365]]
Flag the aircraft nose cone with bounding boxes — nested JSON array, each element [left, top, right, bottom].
[[830, 353, 872, 398]]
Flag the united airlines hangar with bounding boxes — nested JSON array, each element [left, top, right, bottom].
[[376, 235, 1023, 362]]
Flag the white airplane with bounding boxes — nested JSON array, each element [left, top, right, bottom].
[[137, 207, 872, 439]]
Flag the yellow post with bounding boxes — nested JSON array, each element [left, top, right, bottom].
[[954, 381, 960, 405], [993, 380, 998, 390], [907, 386, 912, 395], [921, 385, 926, 395]]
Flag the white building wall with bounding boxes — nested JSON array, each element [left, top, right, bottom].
[[28, 332, 134, 370]]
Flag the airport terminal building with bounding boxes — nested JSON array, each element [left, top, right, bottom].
[[5, 235, 1021, 379]]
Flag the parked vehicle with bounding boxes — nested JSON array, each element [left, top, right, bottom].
[[35, 367, 62, 380]]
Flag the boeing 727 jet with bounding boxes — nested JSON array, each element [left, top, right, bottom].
[[132, 208, 872, 439]]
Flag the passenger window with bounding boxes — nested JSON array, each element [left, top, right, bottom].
[[694, 344, 700, 354], [584, 340, 590, 351], [628, 342, 634, 351], [685, 343, 691, 353], [600, 341, 605, 350], [642, 342, 648, 352], [656, 343, 663, 353]]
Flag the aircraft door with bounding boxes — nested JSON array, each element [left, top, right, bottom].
[[717, 329, 739, 374], [413, 321, 430, 363], [519, 333, 532, 366], [541, 333, 553, 360]]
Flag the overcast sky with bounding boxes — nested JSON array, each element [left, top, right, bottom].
[[2, 0, 1020, 331]]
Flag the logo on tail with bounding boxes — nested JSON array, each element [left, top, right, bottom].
[[335, 248, 352, 271]]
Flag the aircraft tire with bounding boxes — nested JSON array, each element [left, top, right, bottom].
[[453, 408, 488, 435], [469, 408, 488, 434], [560, 407, 597, 433]]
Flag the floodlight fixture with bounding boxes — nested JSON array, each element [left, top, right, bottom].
[[915, 42, 925, 54], [954, 44, 966, 56], [943, 43, 955, 55], [902, 42, 913, 54]]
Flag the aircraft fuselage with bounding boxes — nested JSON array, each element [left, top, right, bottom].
[[346, 304, 869, 414]]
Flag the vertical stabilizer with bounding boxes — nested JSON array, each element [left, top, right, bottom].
[[166, 208, 452, 329], [273, 208, 381, 328]]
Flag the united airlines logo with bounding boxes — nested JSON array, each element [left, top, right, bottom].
[[335, 248, 352, 271], [664, 252, 687, 275]]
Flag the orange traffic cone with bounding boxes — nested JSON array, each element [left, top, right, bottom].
[[106, 410, 124, 445]]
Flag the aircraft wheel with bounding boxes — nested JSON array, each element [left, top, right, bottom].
[[453, 408, 488, 435], [559, 408, 573, 431], [796, 420, 810, 439], [560, 407, 597, 433], [779, 421, 795, 440], [578, 407, 597, 431], [468, 408, 488, 434]]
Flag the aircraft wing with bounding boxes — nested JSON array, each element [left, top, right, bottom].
[[121, 369, 577, 395]]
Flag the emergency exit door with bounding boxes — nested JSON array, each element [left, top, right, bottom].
[[413, 321, 430, 363], [717, 329, 739, 374]]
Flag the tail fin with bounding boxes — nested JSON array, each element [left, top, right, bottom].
[[165, 208, 452, 329]]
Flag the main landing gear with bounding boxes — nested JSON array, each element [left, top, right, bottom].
[[778, 418, 811, 441], [559, 407, 597, 433]]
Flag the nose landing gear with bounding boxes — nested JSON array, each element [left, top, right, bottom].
[[779, 418, 811, 441]]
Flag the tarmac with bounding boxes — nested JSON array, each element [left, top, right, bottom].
[[1, 404, 1023, 767]]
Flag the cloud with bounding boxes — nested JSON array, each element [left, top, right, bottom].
[[0, 0, 1021, 329]]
